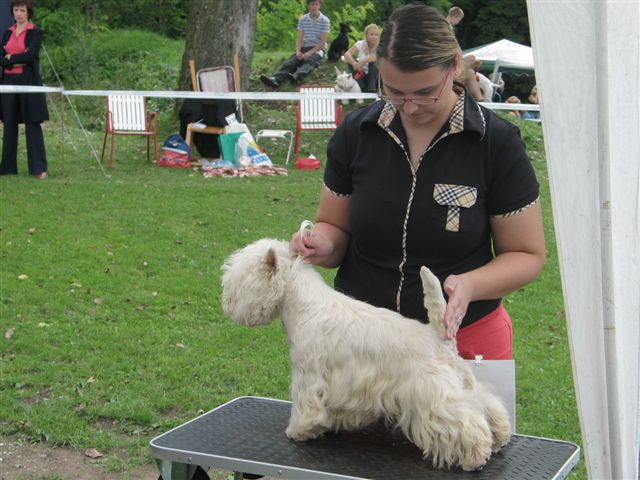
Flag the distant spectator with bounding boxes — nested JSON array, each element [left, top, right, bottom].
[[458, 55, 492, 102], [1, 0, 49, 179], [446, 6, 464, 47], [455, 57, 483, 102], [343, 23, 380, 93], [260, 0, 330, 89], [521, 85, 540, 120], [446, 6, 464, 26], [505, 96, 522, 117]]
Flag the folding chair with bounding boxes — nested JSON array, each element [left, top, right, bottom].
[[255, 129, 294, 164], [100, 95, 158, 168], [185, 58, 242, 156], [294, 85, 343, 162]]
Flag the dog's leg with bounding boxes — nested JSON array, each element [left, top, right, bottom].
[[429, 397, 494, 471], [477, 383, 512, 451], [403, 392, 493, 471], [286, 369, 330, 441]]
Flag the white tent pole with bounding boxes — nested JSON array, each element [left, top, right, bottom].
[[527, 1, 640, 479]]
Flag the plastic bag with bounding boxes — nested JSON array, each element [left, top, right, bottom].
[[234, 132, 272, 167]]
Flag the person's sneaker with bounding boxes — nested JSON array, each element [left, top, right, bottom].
[[260, 75, 280, 89], [35, 172, 48, 180]]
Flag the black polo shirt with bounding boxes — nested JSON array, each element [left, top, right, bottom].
[[324, 90, 539, 328]]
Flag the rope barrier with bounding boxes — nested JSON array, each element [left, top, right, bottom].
[[0, 85, 541, 111]]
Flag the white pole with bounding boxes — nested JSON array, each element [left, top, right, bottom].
[[527, 1, 640, 478]]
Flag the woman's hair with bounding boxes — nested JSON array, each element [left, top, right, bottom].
[[363, 23, 380, 51], [377, 4, 460, 71], [11, 0, 34, 20]]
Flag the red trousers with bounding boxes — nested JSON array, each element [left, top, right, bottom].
[[456, 304, 513, 360]]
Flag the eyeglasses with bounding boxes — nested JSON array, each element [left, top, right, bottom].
[[379, 69, 452, 106]]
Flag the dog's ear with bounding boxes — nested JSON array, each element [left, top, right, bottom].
[[335, 66, 341, 76], [265, 247, 278, 270]]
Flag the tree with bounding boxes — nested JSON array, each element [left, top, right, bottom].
[[178, 0, 258, 92]]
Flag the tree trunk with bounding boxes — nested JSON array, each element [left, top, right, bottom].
[[178, 0, 258, 92]]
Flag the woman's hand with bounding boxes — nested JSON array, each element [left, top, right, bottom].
[[442, 274, 473, 339], [290, 227, 334, 265]]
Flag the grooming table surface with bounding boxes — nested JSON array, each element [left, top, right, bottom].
[[150, 397, 580, 480]]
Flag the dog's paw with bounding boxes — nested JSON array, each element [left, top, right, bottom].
[[286, 425, 325, 441], [460, 446, 491, 471]]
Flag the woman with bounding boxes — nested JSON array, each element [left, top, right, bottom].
[[343, 23, 380, 93], [0, 0, 49, 179], [290, 4, 545, 360]]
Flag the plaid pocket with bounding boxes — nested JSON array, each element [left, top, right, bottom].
[[433, 184, 478, 232]]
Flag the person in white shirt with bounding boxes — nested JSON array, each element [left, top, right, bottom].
[[343, 23, 380, 93]]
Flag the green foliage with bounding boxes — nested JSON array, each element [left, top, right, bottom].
[[256, 0, 304, 51], [37, 0, 190, 39], [40, 29, 183, 127]]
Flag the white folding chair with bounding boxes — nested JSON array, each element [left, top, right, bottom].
[[255, 129, 294, 164], [294, 85, 343, 162], [100, 95, 158, 168]]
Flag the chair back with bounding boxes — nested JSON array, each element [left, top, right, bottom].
[[196, 65, 243, 122], [196, 66, 237, 93], [298, 85, 342, 130], [107, 95, 147, 131]]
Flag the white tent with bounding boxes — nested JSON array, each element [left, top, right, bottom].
[[527, 1, 640, 479], [463, 39, 534, 78]]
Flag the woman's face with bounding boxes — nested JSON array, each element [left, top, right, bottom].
[[366, 28, 380, 48], [12, 5, 29, 23], [378, 58, 456, 126]]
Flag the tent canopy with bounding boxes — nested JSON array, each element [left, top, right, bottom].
[[463, 39, 534, 73]]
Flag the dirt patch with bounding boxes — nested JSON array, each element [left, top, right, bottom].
[[0, 438, 279, 479], [0, 438, 158, 480]]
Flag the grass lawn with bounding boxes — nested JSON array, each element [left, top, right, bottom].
[[0, 59, 585, 479]]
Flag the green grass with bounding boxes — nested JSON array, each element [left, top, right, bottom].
[[0, 58, 585, 479]]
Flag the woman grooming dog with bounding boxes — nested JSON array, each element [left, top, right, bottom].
[[290, 4, 545, 361], [342, 23, 380, 93]]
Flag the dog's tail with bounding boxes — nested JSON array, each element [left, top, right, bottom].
[[420, 266, 446, 337]]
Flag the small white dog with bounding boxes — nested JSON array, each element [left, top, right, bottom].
[[221, 239, 511, 471], [334, 66, 363, 105]]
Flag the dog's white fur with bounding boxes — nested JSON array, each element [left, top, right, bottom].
[[221, 239, 511, 471], [334, 66, 363, 105]]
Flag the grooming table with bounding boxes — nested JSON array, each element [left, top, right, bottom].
[[150, 397, 580, 480]]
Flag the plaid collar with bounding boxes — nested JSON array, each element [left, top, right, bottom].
[[362, 85, 486, 140]]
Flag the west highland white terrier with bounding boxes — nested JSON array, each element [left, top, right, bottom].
[[334, 66, 363, 105], [221, 238, 511, 471]]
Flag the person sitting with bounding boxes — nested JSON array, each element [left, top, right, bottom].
[[342, 23, 380, 93], [260, 0, 330, 89], [456, 56, 493, 103], [505, 95, 522, 117], [521, 85, 540, 120]]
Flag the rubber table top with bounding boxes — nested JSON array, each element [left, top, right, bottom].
[[150, 397, 580, 480]]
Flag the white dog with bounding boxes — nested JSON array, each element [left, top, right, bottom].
[[334, 66, 363, 105], [221, 239, 511, 471]]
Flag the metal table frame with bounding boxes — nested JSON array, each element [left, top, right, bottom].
[[150, 397, 580, 480]]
